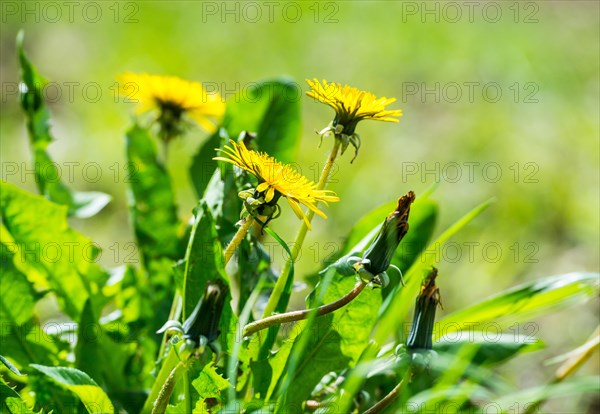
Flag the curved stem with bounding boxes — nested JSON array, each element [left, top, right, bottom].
[[244, 281, 365, 337], [262, 138, 342, 318], [363, 379, 405, 414], [224, 216, 254, 265]]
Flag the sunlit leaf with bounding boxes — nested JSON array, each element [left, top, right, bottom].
[[273, 270, 381, 407], [30, 364, 114, 414], [434, 332, 544, 366], [0, 181, 109, 320], [191, 363, 231, 412], [437, 273, 600, 339], [125, 124, 180, 263]]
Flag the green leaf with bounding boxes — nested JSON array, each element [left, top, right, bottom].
[[30, 364, 114, 414], [17, 31, 110, 218], [341, 201, 397, 255], [273, 272, 382, 407], [0, 181, 109, 320], [125, 124, 180, 263], [181, 202, 227, 320], [434, 332, 544, 366], [0, 243, 37, 327], [189, 128, 227, 199], [0, 355, 23, 376], [0, 319, 63, 369], [437, 273, 600, 338], [1, 378, 27, 414], [190, 78, 301, 197], [191, 363, 231, 411], [231, 78, 301, 163]]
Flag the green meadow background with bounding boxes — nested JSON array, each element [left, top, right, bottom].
[[1, 1, 598, 411]]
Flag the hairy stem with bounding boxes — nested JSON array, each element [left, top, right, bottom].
[[224, 216, 254, 265], [151, 361, 185, 414], [244, 280, 365, 337], [262, 138, 342, 318]]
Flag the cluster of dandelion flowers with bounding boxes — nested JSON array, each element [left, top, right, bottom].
[[214, 140, 339, 229], [119, 72, 225, 141]]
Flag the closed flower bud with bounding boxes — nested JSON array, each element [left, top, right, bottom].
[[406, 268, 442, 350], [362, 191, 415, 276], [182, 279, 228, 347]]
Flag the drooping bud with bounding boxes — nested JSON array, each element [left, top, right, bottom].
[[406, 268, 442, 350], [361, 191, 415, 277], [182, 279, 228, 347]]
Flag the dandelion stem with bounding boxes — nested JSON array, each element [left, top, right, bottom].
[[244, 280, 365, 337], [152, 361, 185, 414], [157, 293, 181, 362], [262, 138, 342, 318], [363, 378, 406, 414], [224, 216, 255, 265]]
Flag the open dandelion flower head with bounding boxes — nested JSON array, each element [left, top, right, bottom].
[[214, 140, 339, 228], [306, 78, 402, 135], [119, 73, 225, 136]]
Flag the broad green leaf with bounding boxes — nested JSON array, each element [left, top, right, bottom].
[[437, 273, 600, 339], [191, 363, 231, 412], [231, 79, 301, 163], [0, 181, 108, 320], [125, 124, 180, 263], [181, 202, 227, 320], [1, 378, 22, 413], [75, 299, 104, 386], [16, 32, 110, 218], [0, 243, 37, 326], [434, 332, 544, 366], [30, 364, 114, 414], [1, 378, 43, 414], [190, 78, 301, 197], [273, 272, 382, 407], [189, 128, 227, 199], [0, 319, 63, 369]]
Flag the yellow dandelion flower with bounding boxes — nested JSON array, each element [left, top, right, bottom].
[[306, 79, 402, 132], [119, 72, 225, 141], [214, 140, 339, 229], [306, 79, 402, 160]]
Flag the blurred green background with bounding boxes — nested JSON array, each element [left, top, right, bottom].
[[1, 1, 598, 411]]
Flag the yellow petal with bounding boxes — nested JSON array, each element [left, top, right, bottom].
[[265, 186, 275, 202], [287, 198, 311, 230], [256, 182, 269, 192]]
